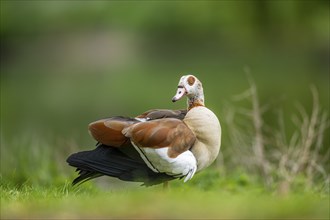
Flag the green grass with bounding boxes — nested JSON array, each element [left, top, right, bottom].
[[1, 171, 329, 219]]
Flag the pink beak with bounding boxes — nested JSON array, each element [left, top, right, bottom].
[[172, 86, 186, 102]]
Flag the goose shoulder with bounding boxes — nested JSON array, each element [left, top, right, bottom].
[[183, 106, 221, 171]]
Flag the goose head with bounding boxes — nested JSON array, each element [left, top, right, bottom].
[[172, 75, 205, 110]]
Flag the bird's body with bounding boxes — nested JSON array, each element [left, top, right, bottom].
[[67, 75, 221, 186], [184, 106, 221, 171]]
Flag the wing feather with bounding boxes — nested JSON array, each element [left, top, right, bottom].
[[136, 109, 187, 120], [123, 118, 196, 158], [88, 116, 137, 146]]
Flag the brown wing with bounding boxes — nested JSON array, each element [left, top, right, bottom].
[[88, 117, 137, 147], [122, 118, 196, 158], [136, 109, 187, 120]]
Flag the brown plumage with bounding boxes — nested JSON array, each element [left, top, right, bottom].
[[123, 118, 196, 158], [88, 117, 136, 147]]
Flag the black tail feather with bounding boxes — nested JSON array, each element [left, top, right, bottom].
[[67, 144, 174, 186], [72, 170, 103, 186]]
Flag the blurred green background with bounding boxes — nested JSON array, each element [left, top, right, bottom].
[[1, 1, 329, 218]]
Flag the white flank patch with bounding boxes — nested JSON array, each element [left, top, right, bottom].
[[131, 141, 159, 173], [131, 141, 197, 181]]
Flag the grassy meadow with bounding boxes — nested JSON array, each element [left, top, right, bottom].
[[1, 1, 329, 219], [1, 173, 329, 219]]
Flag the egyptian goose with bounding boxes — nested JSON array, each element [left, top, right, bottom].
[[67, 75, 221, 186]]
